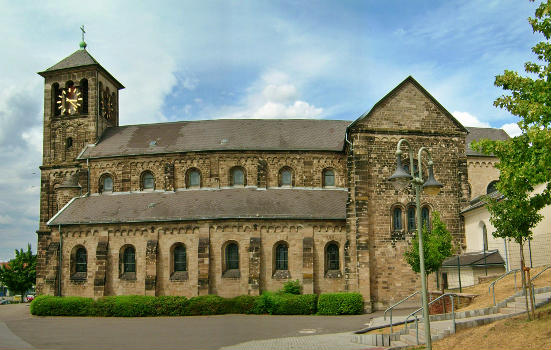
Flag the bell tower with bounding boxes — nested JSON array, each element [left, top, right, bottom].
[[35, 36, 124, 295]]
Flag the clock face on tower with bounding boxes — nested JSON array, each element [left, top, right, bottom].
[[102, 92, 114, 120], [57, 86, 82, 115]]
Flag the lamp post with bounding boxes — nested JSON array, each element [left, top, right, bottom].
[[387, 138, 443, 350]]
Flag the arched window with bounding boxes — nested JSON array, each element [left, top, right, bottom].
[[487, 181, 498, 194], [173, 245, 187, 272], [393, 207, 403, 231], [230, 167, 245, 187], [123, 246, 136, 273], [66, 137, 73, 149], [79, 79, 88, 114], [225, 242, 239, 270], [142, 171, 155, 190], [275, 242, 288, 270], [482, 223, 488, 251], [186, 168, 201, 188], [422, 207, 430, 230], [52, 83, 61, 116], [407, 206, 416, 232], [279, 167, 293, 187], [100, 174, 113, 193], [326, 243, 339, 271], [75, 247, 87, 273], [323, 169, 335, 187]]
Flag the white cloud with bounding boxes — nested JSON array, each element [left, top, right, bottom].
[[254, 100, 323, 118], [501, 122, 522, 137], [452, 111, 491, 128]]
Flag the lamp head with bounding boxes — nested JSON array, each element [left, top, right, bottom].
[[422, 163, 443, 195], [388, 154, 412, 191]]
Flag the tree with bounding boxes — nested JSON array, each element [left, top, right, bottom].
[[0, 244, 36, 300], [474, 0, 551, 320], [404, 211, 453, 276]]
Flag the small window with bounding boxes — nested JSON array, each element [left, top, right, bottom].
[[230, 167, 245, 187], [80, 79, 88, 114], [100, 174, 113, 193], [326, 243, 339, 271], [75, 247, 87, 273], [66, 137, 73, 149], [187, 169, 201, 188], [173, 245, 187, 272], [393, 207, 403, 231], [279, 167, 292, 187], [323, 169, 335, 187], [98, 82, 103, 116], [123, 246, 136, 273], [225, 243, 239, 270], [422, 207, 430, 230], [487, 181, 498, 194], [407, 206, 416, 231], [142, 171, 155, 190], [275, 243, 288, 270], [52, 83, 61, 116]]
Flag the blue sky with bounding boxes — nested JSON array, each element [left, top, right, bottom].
[[0, 0, 542, 260]]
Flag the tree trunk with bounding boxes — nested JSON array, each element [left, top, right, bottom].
[[519, 241, 531, 321]]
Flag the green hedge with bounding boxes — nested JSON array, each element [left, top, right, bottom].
[[253, 292, 318, 315], [31, 292, 361, 316], [317, 292, 363, 315]]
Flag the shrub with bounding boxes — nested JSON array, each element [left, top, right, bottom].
[[317, 293, 363, 315], [282, 279, 302, 295], [30, 295, 94, 316], [253, 292, 317, 315], [223, 295, 258, 314], [185, 295, 226, 315]]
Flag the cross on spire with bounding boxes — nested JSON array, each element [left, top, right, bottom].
[[79, 25, 87, 50]]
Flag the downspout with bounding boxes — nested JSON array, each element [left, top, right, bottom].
[[87, 157, 90, 197], [58, 224, 62, 297]]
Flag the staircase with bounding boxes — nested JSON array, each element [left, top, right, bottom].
[[352, 286, 551, 349]]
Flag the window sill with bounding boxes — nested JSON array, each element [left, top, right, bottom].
[[222, 269, 241, 279], [325, 270, 342, 279], [170, 271, 189, 281], [120, 272, 136, 281], [272, 270, 291, 280], [70, 272, 87, 283]]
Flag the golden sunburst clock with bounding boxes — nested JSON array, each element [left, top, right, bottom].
[[57, 86, 82, 115]]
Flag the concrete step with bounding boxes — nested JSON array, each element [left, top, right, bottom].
[[388, 340, 409, 349]]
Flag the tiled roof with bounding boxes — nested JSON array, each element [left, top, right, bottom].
[[442, 250, 504, 267], [466, 127, 510, 156], [79, 119, 351, 158], [48, 188, 347, 225], [460, 191, 503, 214], [38, 49, 124, 89]]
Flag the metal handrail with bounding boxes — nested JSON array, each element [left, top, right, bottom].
[[530, 265, 551, 306], [489, 268, 521, 306], [405, 293, 458, 345], [383, 290, 420, 334]]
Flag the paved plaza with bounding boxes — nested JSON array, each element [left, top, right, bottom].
[[0, 304, 411, 350]]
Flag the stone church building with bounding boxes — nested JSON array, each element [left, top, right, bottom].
[[35, 46, 504, 311]]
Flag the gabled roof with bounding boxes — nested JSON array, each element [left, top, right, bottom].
[[47, 188, 347, 225], [38, 49, 124, 89], [79, 119, 351, 159], [348, 76, 468, 133], [466, 127, 510, 156], [442, 250, 504, 267]]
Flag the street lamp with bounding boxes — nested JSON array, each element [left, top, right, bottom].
[[387, 138, 443, 350]]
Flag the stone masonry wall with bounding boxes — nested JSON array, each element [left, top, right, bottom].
[[48, 219, 347, 298], [348, 79, 469, 310]]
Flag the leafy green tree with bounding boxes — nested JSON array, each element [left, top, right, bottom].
[[0, 244, 36, 300], [474, 0, 551, 320], [404, 211, 453, 276]]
